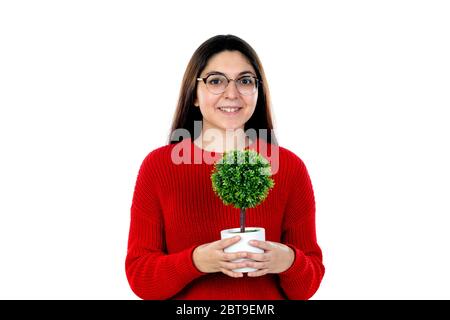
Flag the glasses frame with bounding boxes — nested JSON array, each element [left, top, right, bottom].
[[196, 73, 262, 96]]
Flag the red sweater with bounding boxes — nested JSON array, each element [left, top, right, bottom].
[[125, 138, 324, 300]]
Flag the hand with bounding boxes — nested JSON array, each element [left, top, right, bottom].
[[192, 236, 249, 278], [244, 240, 295, 277]]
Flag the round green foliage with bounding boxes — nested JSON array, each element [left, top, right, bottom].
[[211, 150, 275, 209]]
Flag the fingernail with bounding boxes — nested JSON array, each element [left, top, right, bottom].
[[249, 240, 256, 245]]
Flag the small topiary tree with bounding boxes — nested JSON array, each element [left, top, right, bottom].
[[211, 150, 275, 233]]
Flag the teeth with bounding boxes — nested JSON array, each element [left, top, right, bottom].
[[219, 107, 240, 113]]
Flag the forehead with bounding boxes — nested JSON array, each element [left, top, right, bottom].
[[203, 51, 256, 76]]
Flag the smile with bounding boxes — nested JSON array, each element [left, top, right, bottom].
[[218, 107, 242, 114]]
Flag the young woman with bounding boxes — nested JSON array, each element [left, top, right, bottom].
[[125, 35, 325, 300]]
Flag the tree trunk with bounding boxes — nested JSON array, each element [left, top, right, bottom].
[[240, 208, 246, 233]]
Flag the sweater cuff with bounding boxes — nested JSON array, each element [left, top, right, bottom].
[[177, 245, 207, 280], [279, 244, 307, 278]]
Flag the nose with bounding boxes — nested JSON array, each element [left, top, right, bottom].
[[224, 79, 239, 99]]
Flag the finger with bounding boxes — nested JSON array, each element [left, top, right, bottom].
[[245, 261, 268, 270], [268, 241, 290, 252], [245, 252, 269, 262], [222, 251, 248, 261], [219, 267, 244, 278], [247, 268, 269, 277], [216, 236, 241, 249], [248, 240, 271, 251], [220, 261, 248, 271]]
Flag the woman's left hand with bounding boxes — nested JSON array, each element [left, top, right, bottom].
[[244, 240, 295, 277]]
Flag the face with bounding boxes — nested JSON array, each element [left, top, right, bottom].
[[194, 50, 258, 133]]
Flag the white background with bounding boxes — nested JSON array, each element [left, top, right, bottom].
[[1, 0, 449, 299]]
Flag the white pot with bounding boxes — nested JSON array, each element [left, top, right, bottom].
[[220, 227, 265, 273]]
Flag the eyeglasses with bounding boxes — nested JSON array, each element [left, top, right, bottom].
[[197, 74, 261, 95]]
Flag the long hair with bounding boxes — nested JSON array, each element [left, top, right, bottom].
[[169, 34, 277, 145]]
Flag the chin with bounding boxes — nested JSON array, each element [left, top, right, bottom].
[[222, 123, 246, 131]]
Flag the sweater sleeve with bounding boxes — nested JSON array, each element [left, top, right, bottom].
[[278, 155, 325, 300], [125, 151, 204, 300]]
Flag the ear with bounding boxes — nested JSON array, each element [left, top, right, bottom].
[[194, 98, 199, 107]]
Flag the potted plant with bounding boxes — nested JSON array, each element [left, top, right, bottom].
[[211, 149, 275, 272]]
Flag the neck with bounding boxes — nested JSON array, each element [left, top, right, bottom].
[[194, 127, 251, 153]]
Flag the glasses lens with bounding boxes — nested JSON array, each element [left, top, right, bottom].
[[206, 75, 228, 94], [236, 76, 257, 95]]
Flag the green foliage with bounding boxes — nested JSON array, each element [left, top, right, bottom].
[[211, 150, 275, 209]]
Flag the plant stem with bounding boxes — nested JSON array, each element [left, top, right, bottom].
[[240, 208, 246, 233]]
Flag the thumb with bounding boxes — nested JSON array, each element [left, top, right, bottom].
[[216, 236, 241, 249]]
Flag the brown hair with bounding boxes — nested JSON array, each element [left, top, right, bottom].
[[169, 34, 277, 145]]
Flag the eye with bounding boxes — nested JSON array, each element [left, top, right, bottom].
[[207, 75, 225, 85], [238, 77, 254, 85]]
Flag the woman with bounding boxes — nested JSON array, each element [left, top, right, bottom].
[[125, 34, 325, 300]]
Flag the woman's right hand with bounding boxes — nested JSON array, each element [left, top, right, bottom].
[[192, 236, 249, 278]]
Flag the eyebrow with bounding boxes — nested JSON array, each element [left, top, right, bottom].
[[204, 70, 256, 77]]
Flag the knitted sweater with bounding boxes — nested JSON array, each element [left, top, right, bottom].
[[125, 138, 324, 300]]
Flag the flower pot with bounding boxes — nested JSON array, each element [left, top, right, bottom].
[[220, 227, 265, 273]]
